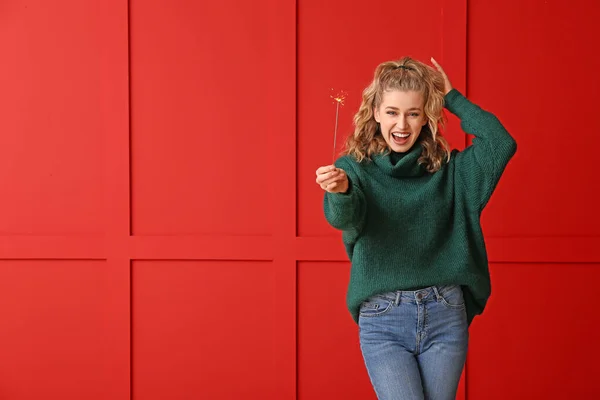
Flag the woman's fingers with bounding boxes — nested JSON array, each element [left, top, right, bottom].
[[430, 57, 452, 94], [315, 165, 348, 193], [316, 165, 336, 176], [431, 57, 444, 73], [315, 168, 343, 184], [320, 173, 345, 187], [320, 173, 347, 192]]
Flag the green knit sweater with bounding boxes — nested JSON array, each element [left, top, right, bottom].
[[324, 89, 517, 325]]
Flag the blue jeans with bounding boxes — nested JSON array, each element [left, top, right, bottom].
[[358, 285, 469, 400]]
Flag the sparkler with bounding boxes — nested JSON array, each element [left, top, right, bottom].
[[330, 88, 347, 162]]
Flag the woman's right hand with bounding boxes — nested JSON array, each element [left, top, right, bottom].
[[316, 165, 349, 193], [431, 57, 453, 95]]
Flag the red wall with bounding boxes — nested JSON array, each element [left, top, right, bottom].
[[0, 0, 598, 399]]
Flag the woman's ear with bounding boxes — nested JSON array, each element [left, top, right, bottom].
[[373, 107, 380, 123]]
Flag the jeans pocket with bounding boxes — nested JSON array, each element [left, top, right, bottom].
[[359, 295, 394, 318], [438, 285, 466, 310]]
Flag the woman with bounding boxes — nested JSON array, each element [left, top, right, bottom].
[[315, 56, 516, 399]]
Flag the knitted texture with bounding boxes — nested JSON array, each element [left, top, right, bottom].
[[323, 89, 517, 325]]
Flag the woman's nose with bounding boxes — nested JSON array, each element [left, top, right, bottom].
[[397, 115, 408, 129]]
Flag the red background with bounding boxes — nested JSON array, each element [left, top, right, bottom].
[[0, 0, 599, 399]]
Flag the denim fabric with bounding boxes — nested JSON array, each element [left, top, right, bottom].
[[358, 285, 469, 400]]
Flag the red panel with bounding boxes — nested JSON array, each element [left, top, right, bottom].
[[468, 263, 600, 398], [129, 0, 277, 236], [0, 236, 104, 259], [297, 261, 376, 399], [469, 0, 600, 237], [0, 260, 128, 399], [0, 0, 117, 235], [128, 235, 273, 260], [132, 260, 277, 400], [266, 0, 298, 393]]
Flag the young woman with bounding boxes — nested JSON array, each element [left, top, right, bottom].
[[316, 56, 517, 399]]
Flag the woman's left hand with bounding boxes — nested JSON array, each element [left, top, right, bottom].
[[431, 57, 453, 95]]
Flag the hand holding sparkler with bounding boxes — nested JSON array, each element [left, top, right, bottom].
[[315, 165, 348, 194], [315, 88, 349, 194]]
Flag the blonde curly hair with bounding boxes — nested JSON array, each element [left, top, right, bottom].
[[342, 56, 451, 173]]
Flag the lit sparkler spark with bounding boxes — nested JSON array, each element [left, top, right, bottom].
[[330, 91, 347, 106]]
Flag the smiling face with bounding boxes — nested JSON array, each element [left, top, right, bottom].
[[374, 90, 428, 153]]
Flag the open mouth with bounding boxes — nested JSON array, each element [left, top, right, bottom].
[[392, 132, 410, 145]]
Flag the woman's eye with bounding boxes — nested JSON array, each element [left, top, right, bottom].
[[386, 111, 396, 116], [409, 113, 419, 117]]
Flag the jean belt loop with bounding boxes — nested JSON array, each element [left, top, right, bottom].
[[394, 291, 401, 306], [432, 286, 441, 302]]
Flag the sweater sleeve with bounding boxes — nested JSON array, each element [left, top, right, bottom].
[[323, 157, 367, 231], [445, 89, 517, 212]]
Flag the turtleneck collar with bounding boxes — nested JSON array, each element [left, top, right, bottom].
[[371, 142, 427, 177]]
